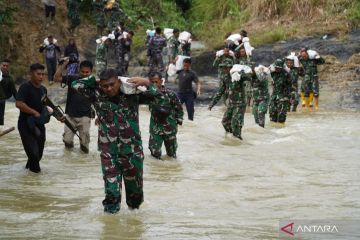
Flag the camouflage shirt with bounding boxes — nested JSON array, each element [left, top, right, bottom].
[[210, 73, 251, 107], [149, 87, 183, 135], [149, 35, 167, 55], [252, 73, 269, 101], [270, 70, 292, 100], [71, 76, 160, 156], [96, 43, 108, 64], [299, 57, 325, 81], [168, 36, 181, 61]]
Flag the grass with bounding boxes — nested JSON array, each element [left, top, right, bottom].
[[251, 26, 287, 46]]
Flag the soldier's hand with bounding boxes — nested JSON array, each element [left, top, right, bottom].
[[33, 111, 41, 118], [208, 106, 212, 111], [128, 77, 150, 87], [95, 117, 100, 126], [59, 116, 66, 123]]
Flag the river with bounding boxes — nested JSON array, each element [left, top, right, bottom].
[[1, 103, 360, 239]]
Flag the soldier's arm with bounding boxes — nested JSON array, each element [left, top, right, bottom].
[[315, 57, 325, 65], [209, 82, 226, 110], [71, 75, 98, 102], [213, 57, 220, 68]]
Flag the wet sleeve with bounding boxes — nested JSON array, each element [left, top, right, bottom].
[[138, 84, 161, 104], [213, 57, 220, 68], [71, 75, 97, 102]]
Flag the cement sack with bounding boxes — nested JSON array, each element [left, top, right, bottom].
[[230, 64, 252, 82], [164, 28, 174, 39], [307, 50, 320, 59], [216, 50, 235, 58], [167, 63, 177, 77], [227, 34, 242, 45], [175, 55, 191, 71], [43, 37, 58, 46], [242, 37, 254, 56], [179, 31, 191, 43]]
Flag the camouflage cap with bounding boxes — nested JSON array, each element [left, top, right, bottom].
[[219, 58, 234, 68]]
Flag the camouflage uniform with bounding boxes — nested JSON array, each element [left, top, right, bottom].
[[209, 72, 251, 139], [96, 42, 108, 76], [288, 66, 300, 112], [213, 55, 234, 76], [93, 0, 106, 30], [148, 87, 183, 159], [269, 60, 292, 123], [168, 36, 180, 62], [66, 0, 80, 30], [299, 57, 325, 97], [106, 3, 126, 33], [148, 35, 167, 74], [71, 76, 160, 213], [235, 56, 254, 106], [252, 72, 270, 127]]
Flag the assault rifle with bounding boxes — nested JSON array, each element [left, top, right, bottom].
[[41, 95, 81, 140]]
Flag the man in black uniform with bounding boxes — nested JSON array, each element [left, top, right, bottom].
[[176, 58, 201, 121], [16, 63, 50, 173]]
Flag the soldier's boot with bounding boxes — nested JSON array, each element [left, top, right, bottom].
[[309, 92, 314, 108], [314, 96, 319, 111], [301, 92, 305, 107], [304, 97, 311, 111], [103, 196, 120, 214]]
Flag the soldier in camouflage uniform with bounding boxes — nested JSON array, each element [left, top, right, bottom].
[[105, 2, 126, 33], [299, 48, 325, 110], [148, 72, 183, 159], [269, 59, 292, 124], [209, 65, 252, 140], [148, 27, 167, 75], [168, 28, 181, 63], [96, 37, 112, 76], [285, 56, 300, 112], [72, 69, 161, 214], [213, 47, 235, 77], [66, 0, 80, 35], [252, 66, 270, 128], [234, 47, 254, 107], [93, 0, 106, 36], [216, 58, 233, 104]]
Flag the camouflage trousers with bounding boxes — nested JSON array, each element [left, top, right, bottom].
[[252, 99, 268, 127], [245, 82, 252, 106], [96, 61, 107, 76], [289, 91, 300, 112], [149, 132, 177, 159], [222, 104, 246, 139], [301, 75, 319, 97], [269, 98, 289, 123], [99, 145, 144, 213], [149, 53, 164, 74], [116, 51, 130, 76]]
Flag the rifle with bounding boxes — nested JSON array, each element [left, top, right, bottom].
[[0, 127, 15, 137], [41, 95, 81, 141]]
